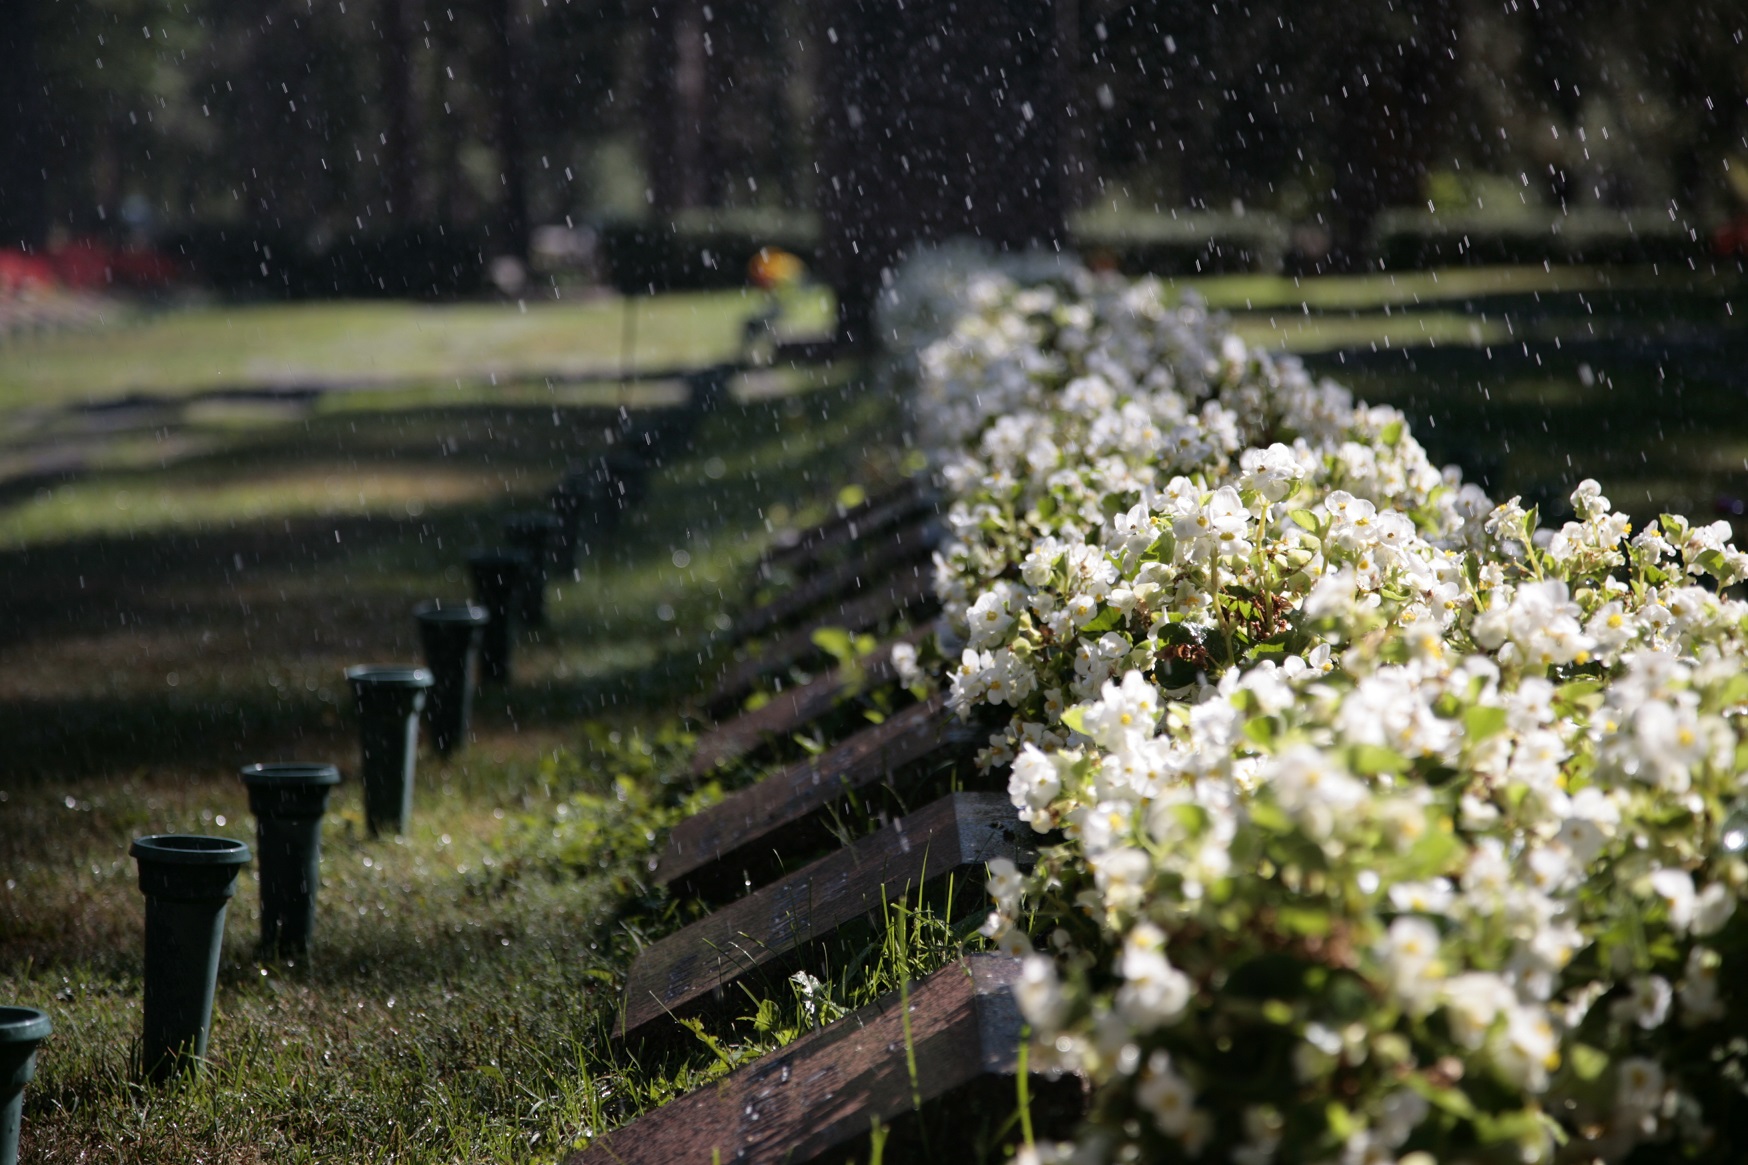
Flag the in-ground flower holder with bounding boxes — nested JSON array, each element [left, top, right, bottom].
[[130, 835, 251, 1081], [413, 601, 490, 756], [0, 1007, 50, 1165], [546, 475, 595, 579], [239, 763, 341, 959], [466, 548, 529, 684], [570, 956, 1077, 1165], [345, 665, 433, 836], [503, 511, 563, 628]]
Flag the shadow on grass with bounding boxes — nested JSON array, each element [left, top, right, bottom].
[[0, 378, 899, 789]]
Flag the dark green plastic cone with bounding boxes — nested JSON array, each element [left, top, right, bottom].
[[466, 549, 529, 683], [345, 665, 432, 836], [130, 836, 251, 1082], [0, 1007, 50, 1165], [503, 511, 562, 628], [240, 764, 341, 959], [413, 601, 489, 756]]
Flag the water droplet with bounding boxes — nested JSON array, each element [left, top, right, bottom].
[[1720, 805, 1748, 854]]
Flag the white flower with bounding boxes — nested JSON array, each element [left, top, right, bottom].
[[1692, 881, 1736, 937], [1238, 442, 1304, 502], [1615, 1056, 1665, 1116], [1081, 670, 1161, 752], [1135, 1048, 1198, 1136], [1610, 975, 1673, 1030], [1678, 945, 1725, 1025], [889, 642, 924, 688], [1008, 744, 1063, 831], [1648, 867, 1696, 933], [1115, 923, 1194, 1030], [1016, 953, 1068, 1031], [966, 588, 1017, 648]]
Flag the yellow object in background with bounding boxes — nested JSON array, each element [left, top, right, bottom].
[[747, 246, 806, 291]]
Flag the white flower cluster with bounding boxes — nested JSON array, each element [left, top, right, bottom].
[[886, 254, 1748, 1164]]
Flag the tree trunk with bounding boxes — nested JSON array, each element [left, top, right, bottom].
[[380, 0, 420, 222], [816, 0, 1069, 342], [1326, 1, 1461, 271], [643, 0, 710, 214], [0, 0, 50, 249], [486, 0, 529, 258]]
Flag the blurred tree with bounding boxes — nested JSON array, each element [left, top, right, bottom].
[[484, 0, 530, 259], [0, 0, 50, 249], [815, 0, 1069, 337], [642, 0, 709, 214], [380, 0, 421, 221]]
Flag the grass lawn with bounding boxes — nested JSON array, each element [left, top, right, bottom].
[[0, 336, 942, 1162], [0, 287, 835, 411]]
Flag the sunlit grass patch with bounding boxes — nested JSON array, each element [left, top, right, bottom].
[[0, 288, 837, 413], [0, 466, 495, 549]]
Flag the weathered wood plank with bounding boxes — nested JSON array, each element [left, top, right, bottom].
[[664, 692, 969, 901], [619, 792, 1027, 1043], [687, 626, 933, 779], [570, 955, 1046, 1165], [759, 479, 931, 578], [734, 516, 940, 642], [704, 567, 936, 716]]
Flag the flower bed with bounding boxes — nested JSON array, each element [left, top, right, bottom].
[[888, 249, 1748, 1164]]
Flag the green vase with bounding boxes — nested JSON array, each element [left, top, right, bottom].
[[130, 835, 251, 1081], [239, 764, 341, 959], [504, 512, 563, 628], [0, 1007, 50, 1165], [466, 549, 529, 683], [345, 666, 432, 836], [413, 601, 490, 755]]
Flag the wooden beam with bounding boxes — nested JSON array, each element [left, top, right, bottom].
[[703, 568, 936, 717], [687, 626, 934, 778], [619, 792, 1028, 1043], [664, 692, 969, 900], [759, 480, 936, 580], [734, 517, 940, 641], [569, 955, 1061, 1165]]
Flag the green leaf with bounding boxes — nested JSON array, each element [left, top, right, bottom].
[[1462, 704, 1508, 743], [1348, 744, 1409, 776], [1404, 1075, 1478, 1121], [810, 626, 855, 665], [1080, 606, 1124, 634], [1241, 715, 1279, 748], [1276, 905, 1330, 937], [1380, 419, 1404, 447], [1568, 1043, 1609, 1082], [1261, 999, 1296, 1025], [1694, 548, 1730, 578], [1247, 800, 1293, 835], [1059, 705, 1089, 735], [1401, 827, 1462, 878], [1289, 509, 1321, 533]]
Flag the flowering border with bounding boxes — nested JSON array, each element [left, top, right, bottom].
[[884, 248, 1748, 1165]]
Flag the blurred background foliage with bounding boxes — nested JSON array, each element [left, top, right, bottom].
[[4, 0, 1747, 299]]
